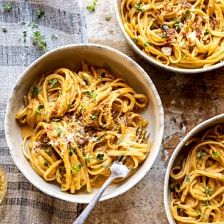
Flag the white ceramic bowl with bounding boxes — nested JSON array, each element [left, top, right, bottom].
[[5, 44, 164, 204], [164, 114, 224, 223], [114, 0, 224, 74]]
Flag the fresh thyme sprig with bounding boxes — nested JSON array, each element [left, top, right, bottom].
[[32, 31, 47, 51], [86, 0, 98, 12], [3, 2, 12, 12]]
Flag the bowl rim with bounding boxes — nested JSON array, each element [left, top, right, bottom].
[[4, 43, 164, 203], [164, 113, 224, 223], [113, 0, 224, 74]]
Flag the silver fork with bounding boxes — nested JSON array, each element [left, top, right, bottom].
[[74, 128, 149, 224]]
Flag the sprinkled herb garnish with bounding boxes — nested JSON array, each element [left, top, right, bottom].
[[80, 104, 86, 113], [197, 150, 206, 159], [84, 154, 93, 162], [204, 186, 213, 196], [36, 9, 45, 19], [185, 9, 191, 15], [96, 135, 104, 142], [132, 37, 138, 44], [185, 175, 190, 182], [96, 153, 104, 160], [202, 200, 209, 206], [86, 0, 98, 12], [56, 127, 62, 137], [195, 209, 201, 216], [135, 3, 144, 12], [32, 85, 40, 96], [212, 151, 220, 158], [174, 20, 183, 31], [183, 9, 191, 19], [204, 29, 210, 35], [36, 104, 44, 115], [86, 90, 97, 101], [90, 114, 96, 120], [69, 147, 76, 156], [144, 41, 149, 47], [105, 16, 112, 21], [48, 79, 58, 88], [71, 164, 82, 173], [32, 31, 47, 51], [86, 90, 92, 97], [162, 32, 168, 38], [3, 2, 12, 12], [2, 28, 7, 33]]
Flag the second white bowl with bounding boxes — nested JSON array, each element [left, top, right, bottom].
[[164, 114, 224, 223], [114, 0, 224, 74]]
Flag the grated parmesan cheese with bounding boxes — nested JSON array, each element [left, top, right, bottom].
[[187, 32, 197, 45], [48, 140, 59, 146], [161, 47, 172, 56], [66, 133, 75, 143], [89, 136, 97, 142]]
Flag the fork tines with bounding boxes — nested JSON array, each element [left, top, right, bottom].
[[136, 127, 150, 143]]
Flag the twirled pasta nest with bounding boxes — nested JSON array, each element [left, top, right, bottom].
[[16, 62, 150, 193]]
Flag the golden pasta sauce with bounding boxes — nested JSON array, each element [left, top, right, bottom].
[[20, 125, 35, 139]]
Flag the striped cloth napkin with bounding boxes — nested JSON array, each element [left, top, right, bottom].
[[0, 0, 87, 223]]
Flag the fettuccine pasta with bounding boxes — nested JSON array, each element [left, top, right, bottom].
[[121, 0, 224, 68], [16, 62, 150, 193], [170, 124, 224, 223]]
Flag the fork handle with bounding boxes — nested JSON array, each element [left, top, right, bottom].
[[73, 174, 116, 224]]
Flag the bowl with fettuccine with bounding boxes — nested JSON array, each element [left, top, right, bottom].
[[164, 114, 224, 223], [5, 44, 164, 203], [114, 0, 224, 74]]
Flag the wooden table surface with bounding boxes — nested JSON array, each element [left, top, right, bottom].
[[83, 1, 224, 223]]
